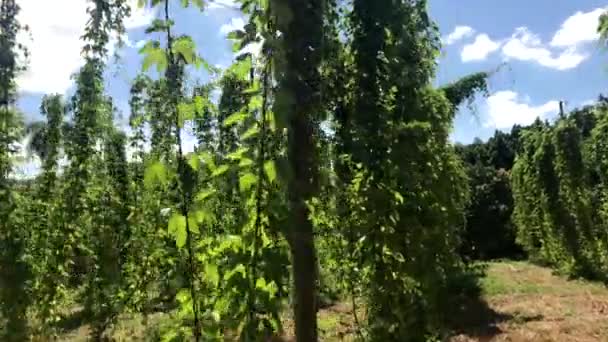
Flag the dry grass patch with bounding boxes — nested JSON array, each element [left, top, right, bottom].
[[451, 261, 608, 342]]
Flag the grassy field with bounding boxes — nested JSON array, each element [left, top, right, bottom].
[[38, 261, 608, 341]]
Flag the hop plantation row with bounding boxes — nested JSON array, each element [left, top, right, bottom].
[[2, 0, 608, 341]]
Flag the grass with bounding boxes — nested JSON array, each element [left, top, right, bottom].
[[451, 260, 608, 342], [22, 260, 608, 341]]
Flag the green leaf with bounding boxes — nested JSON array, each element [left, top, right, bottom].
[[243, 80, 261, 95], [238, 158, 253, 168], [199, 151, 216, 171], [205, 264, 219, 286], [223, 111, 248, 127], [187, 215, 199, 234], [227, 30, 246, 40], [248, 95, 263, 111], [225, 264, 246, 281], [192, 209, 213, 226], [212, 165, 230, 177], [241, 125, 259, 140], [172, 36, 196, 64], [266, 109, 278, 131], [255, 277, 267, 290], [214, 296, 230, 313], [196, 188, 216, 202], [188, 153, 200, 171], [394, 191, 404, 204], [144, 160, 167, 188], [192, 0, 204, 8], [140, 42, 167, 72], [177, 102, 195, 127], [176, 289, 190, 305], [168, 213, 187, 248], [264, 160, 276, 183], [226, 147, 249, 161], [239, 173, 257, 192], [193, 95, 207, 114], [231, 58, 252, 79]]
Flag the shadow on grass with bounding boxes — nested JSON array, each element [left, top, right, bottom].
[[52, 295, 176, 335], [444, 262, 543, 339], [445, 295, 542, 339]]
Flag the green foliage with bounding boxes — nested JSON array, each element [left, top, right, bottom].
[[512, 106, 608, 281], [0, 1, 30, 340], [456, 128, 524, 260], [441, 72, 489, 111]]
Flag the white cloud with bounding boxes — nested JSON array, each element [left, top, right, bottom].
[[219, 17, 245, 36], [485, 90, 559, 129], [124, 2, 156, 29], [502, 27, 587, 70], [460, 7, 606, 70], [125, 37, 148, 49], [444, 26, 475, 45], [550, 8, 605, 47], [581, 98, 597, 107], [16, 0, 155, 94], [461, 34, 501, 62], [207, 0, 239, 9]]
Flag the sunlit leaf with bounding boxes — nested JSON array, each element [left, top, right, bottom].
[[212, 165, 230, 177], [243, 80, 261, 95], [172, 36, 196, 64], [205, 263, 219, 286], [227, 30, 246, 40], [248, 95, 263, 111], [144, 160, 167, 188], [193, 95, 208, 114], [241, 125, 259, 140], [176, 289, 190, 304], [140, 42, 167, 72], [225, 263, 246, 281], [264, 160, 276, 183], [168, 213, 187, 248], [231, 58, 252, 79], [223, 111, 248, 127], [394, 191, 404, 204], [195, 188, 217, 202], [239, 158, 253, 168], [177, 102, 195, 127], [239, 172, 257, 192], [187, 215, 199, 234], [255, 277, 267, 290], [226, 147, 249, 160], [188, 153, 200, 171], [199, 151, 216, 171]]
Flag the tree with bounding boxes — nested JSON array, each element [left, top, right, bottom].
[[271, 0, 325, 340], [0, 0, 30, 339]]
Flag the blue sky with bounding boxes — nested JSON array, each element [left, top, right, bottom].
[[431, 0, 608, 143], [14, 0, 608, 151]]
